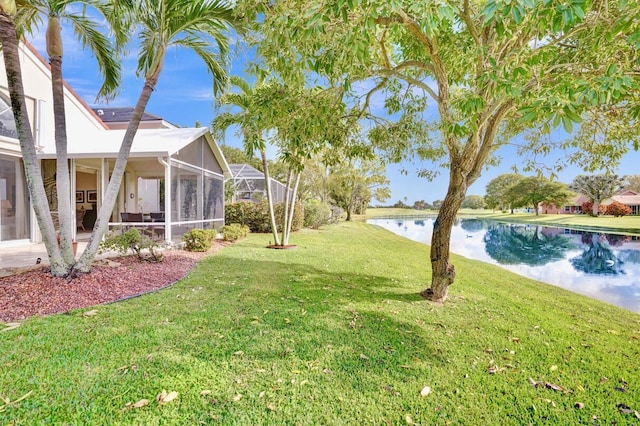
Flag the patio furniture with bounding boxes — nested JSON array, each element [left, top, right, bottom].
[[76, 209, 86, 231]]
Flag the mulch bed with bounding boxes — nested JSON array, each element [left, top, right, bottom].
[[0, 243, 226, 322]]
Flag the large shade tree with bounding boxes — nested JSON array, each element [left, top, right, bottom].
[[485, 173, 523, 213], [75, 0, 244, 272], [569, 174, 624, 216], [507, 176, 572, 215], [245, 0, 640, 302]]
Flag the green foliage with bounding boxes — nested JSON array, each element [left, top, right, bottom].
[[605, 201, 631, 217], [508, 176, 572, 215], [182, 228, 217, 252], [303, 199, 332, 229], [461, 195, 486, 209], [99, 228, 163, 262], [485, 174, 524, 211], [225, 201, 303, 233], [570, 175, 623, 204], [220, 223, 250, 241]]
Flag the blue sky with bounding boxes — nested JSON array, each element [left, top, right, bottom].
[[25, 27, 640, 206]]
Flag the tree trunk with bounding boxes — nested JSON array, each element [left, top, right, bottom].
[[49, 54, 75, 269], [592, 201, 599, 216], [76, 69, 162, 272], [421, 170, 467, 303], [261, 149, 280, 246], [280, 169, 293, 245], [282, 171, 301, 246], [0, 14, 64, 271]]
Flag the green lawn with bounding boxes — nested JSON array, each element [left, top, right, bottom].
[[1, 222, 639, 424]]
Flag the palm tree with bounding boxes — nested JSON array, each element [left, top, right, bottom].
[[14, 0, 124, 274], [213, 75, 281, 246], [76, 0, 244, 272], [0, 0, 63, 271]]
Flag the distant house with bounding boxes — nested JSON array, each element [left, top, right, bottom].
[[229, 164, 290, 204], [543, 190, 640, 215]]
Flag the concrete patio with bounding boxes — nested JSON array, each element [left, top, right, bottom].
[[0, 233, 92, 277]]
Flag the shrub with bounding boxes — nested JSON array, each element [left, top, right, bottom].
[[581, 201, 606, 216], [605, 201, 631, 217], [99, 228, 163, 262], [182, 228, 215, 252], [220, 223, 250, 241], [304, 199, 332, 229], [225, 201, 303, 233]]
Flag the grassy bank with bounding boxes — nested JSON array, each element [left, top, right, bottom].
[[1, 222, 639, 424], [366, 208, 640, 234], [482, 212, 640, 234]]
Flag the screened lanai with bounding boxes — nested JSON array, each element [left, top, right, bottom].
[[38, 127, 230, 243], [229, 163, 290, 203]]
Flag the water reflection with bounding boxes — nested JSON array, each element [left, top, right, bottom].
[[483, 224, 575, 266], [368, 217, 640, 313]]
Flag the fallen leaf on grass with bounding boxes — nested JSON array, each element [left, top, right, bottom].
[[233, 350, 244, 356], [1, 322, 20, 332], [200, 390, 212, 396], [575, 402, 585, 409], [133, 399, 149, 408], [232, 394, 243, 402], [156, 390, 178, 405], [83, 309, 99, 317], [267, 403, 276, 411], [420, 386, 431, 397], [323, 368, 333, 375], [359, 354, 369, 360], [405, 414, 414, 424], [549, 365, 558, 372]]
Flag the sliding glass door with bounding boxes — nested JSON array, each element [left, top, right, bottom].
[[0, 155, 29, 242]]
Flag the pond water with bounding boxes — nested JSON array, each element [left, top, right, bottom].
[[368, 217, 640, 313]]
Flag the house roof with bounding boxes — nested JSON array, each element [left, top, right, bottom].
[[38, 127, 231, 178], [92, 107, 168, 124], [229, 163, 266, 179]]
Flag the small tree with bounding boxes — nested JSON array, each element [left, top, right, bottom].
[[485, 174, 523, 213], [461, 195, 485, 209], [508, 176, 572, 216], [605, 201, 631, 217]]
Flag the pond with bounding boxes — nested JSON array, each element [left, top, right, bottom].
[[368, 217, 640, 313]]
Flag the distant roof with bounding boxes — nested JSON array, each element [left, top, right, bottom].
[[92, 107, 166, 124], [229, 163, 266, 179]]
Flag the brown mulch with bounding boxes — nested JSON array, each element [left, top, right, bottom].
[[0, 242, 227, 322]]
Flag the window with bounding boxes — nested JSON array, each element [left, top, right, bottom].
[[0, 95, 18, 140]]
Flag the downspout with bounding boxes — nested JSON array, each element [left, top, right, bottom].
[[158, 157, 171, 243]]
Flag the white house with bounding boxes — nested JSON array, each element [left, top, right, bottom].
[[0, 42, 230, 246]]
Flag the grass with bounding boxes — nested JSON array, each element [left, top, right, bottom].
[[482, 212, 640, 234], [1, 222, 639, 424], [366, 208, 640, 234]]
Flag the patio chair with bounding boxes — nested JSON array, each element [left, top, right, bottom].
[[76, 209, 86, 231]]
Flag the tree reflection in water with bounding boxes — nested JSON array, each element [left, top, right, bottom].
[[482, 223, 575, 266], [570, 233, 624, 275]]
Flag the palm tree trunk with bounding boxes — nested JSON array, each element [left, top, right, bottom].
[[261, 149, 280, 246], [0, 13, 64, 273], [76, 70, 161, 272], [49, 54, 75, 267]]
